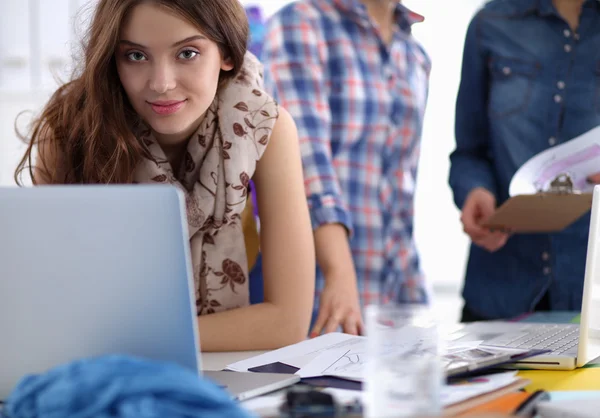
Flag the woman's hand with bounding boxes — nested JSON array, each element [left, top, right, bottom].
[[461, 187, 509, 252], [311, 266, 363, 336]]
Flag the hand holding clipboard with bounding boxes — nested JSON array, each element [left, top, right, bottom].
[[483, 173, 593, 233]]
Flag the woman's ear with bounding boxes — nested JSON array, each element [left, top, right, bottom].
[[221, 56, 234, 71]]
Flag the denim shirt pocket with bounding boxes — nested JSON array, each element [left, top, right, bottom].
[[488, 56, 541, 119]]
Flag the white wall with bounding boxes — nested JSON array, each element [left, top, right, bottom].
[[405, 0, 484, 290], [0, 0, 486, 321]]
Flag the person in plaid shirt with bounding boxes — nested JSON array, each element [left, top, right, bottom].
[[261, 0, 431, 336]]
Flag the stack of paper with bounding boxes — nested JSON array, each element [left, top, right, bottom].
[[227, 332, 540, 381], [229, 333, 532, 416]]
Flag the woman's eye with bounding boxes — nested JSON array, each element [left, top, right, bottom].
[[178, 50, 199, 60], [127, 52, 146, 61]]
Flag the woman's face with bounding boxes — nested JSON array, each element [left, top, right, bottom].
[[116, 3, 233, 147]]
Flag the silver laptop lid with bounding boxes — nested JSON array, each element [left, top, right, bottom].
[[0, 185, 201, 400], [577, 185, 600, 367]]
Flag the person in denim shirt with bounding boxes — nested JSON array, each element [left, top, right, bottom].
[[450, 0, 600, 321]]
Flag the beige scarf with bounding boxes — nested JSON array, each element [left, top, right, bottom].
[[133, 53, 278, 315]]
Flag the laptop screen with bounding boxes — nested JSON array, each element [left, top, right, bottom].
[[577, 185, 600, 367]]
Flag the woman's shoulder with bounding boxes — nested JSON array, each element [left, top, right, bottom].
[[478, 0, 532, 18]]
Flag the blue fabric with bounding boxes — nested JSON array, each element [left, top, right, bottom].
[[249, 252, 264, 304], [450, 0, 600, 319], [2, 356, 254, 418]]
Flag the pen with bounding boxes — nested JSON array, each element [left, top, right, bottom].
[[514, 390, 550, 417]]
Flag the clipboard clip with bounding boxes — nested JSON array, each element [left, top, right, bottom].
[[540, 173, 580, 195]]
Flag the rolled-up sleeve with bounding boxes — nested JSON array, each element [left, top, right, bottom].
[[261, 5, 352, 233], [449, 13, 498, 209]]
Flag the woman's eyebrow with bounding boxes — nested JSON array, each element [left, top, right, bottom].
[[118, 35, 207, 49]]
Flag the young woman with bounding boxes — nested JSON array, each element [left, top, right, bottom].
[[15, 0, 315, 351]]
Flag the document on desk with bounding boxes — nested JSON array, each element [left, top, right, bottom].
[[295, 340, 530, 382], [226, 332, 537, 383], [228, 331, 428, 377], [227, 333, 366, 372], [509, 125, 600, 196]]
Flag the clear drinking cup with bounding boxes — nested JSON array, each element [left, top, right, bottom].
[[364, 304, 445, 418]]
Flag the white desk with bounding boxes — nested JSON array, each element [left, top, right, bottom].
[[201, 351, 266, 371]]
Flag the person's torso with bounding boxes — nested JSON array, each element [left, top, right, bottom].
[[464, 0, 600, 318], [309, 0, 431, 303]]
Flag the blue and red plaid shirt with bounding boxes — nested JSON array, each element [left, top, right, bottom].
[[261, 0, 431, 309]]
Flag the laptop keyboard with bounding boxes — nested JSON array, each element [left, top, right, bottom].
[[486, 324, 579, 354]]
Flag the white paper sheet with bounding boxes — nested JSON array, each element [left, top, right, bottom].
[[226, 332, 363, 372], [296, 340, 525, 383], [296, 346, 366, 380], [510, 125, 600, 196]]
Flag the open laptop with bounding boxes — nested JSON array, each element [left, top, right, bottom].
[[450, 185, 600, 370], [0, 185, 298, 402]]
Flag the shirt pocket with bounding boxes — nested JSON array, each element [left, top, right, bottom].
[[487, 56, 541, 119]]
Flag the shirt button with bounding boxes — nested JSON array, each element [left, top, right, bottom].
[[502, 66, 512, 75], [564, 44, 572, 53], [543, 267, 552, 275], [542, 252, 550, 261], [557, 81, 565, 89], [549, 137, 557, 146], [574, 33, 580, 41], [564, 29, 571, 37], [554, 94, 562, 103]]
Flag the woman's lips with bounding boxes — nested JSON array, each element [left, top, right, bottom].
[[148, 100, 186, 115]]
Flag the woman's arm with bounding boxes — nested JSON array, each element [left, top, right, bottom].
[[449, 12, 496, 209], [197, 108, 315, 352]]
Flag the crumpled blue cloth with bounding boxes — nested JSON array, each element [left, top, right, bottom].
[[3, 356, 254, 418]]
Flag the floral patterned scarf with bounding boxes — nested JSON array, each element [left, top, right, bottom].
[[133, 53, 278, 315]]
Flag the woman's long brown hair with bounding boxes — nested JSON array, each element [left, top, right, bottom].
[[15, 0, 249, 185]]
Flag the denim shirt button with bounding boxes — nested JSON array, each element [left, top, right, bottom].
[[543, 267, 552, 275], [554, 94, 563, 103], [557, 81, 565, 89], [564, 29, 571, 38], [502, 66, 511, 75], [549, 137, 557, 146], [542, 252, 550, 261], [564, 44, 572, 53]]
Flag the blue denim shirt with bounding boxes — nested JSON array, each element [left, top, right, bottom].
[[449, 0, 600, 319]]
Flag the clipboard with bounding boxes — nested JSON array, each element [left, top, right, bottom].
[[483, 173, 593, 233]]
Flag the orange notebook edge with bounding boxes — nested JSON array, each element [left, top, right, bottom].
[[443, 378, 531, 417]]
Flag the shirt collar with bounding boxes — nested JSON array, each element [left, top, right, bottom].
[[512, 0, 599, 17], [332, 0, 424, 30]]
